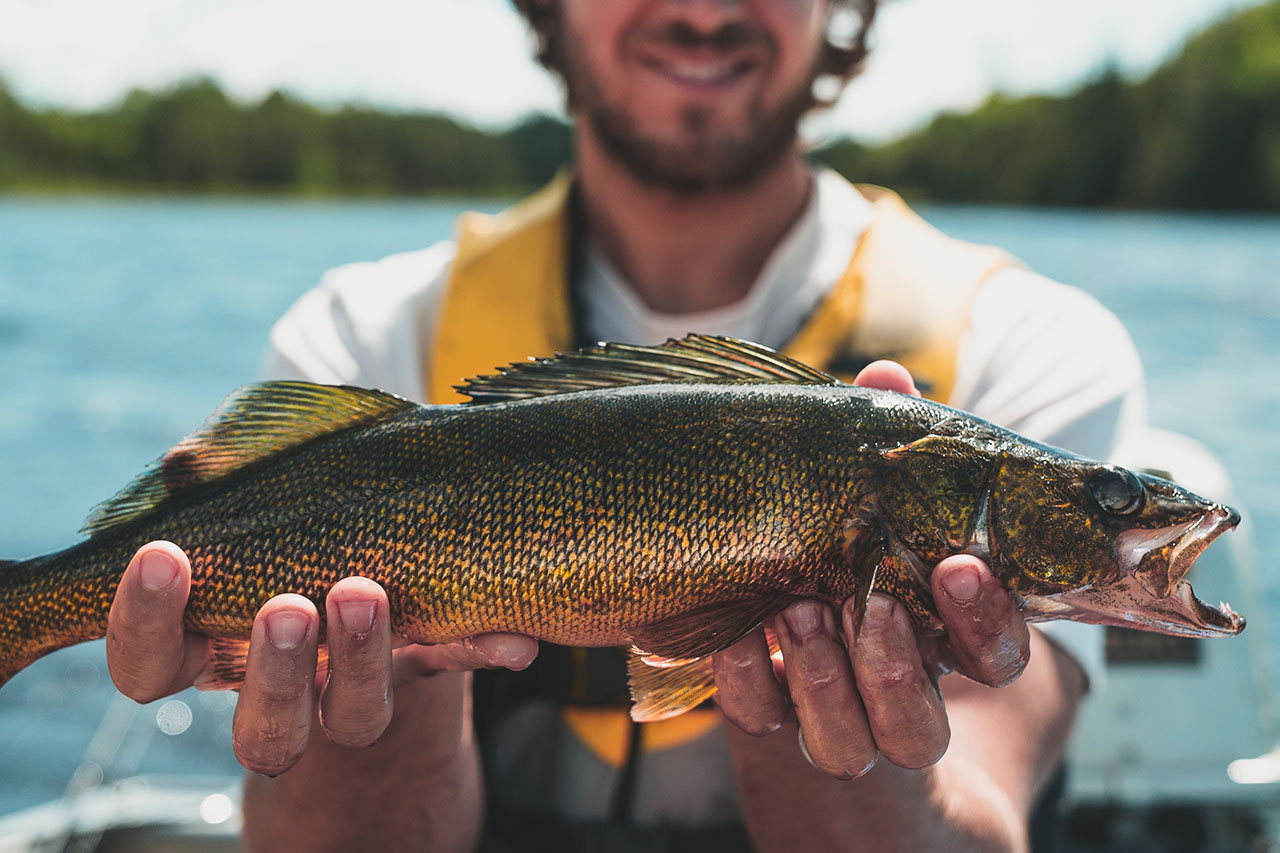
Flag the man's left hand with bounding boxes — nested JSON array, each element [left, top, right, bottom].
[[711, 360, 1033, 777]]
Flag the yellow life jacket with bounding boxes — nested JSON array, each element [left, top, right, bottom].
[[425, 173, 1015, 775], [427, 172, 1014, 406]]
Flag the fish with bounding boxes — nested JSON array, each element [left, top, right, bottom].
[[0, 335, 1245, 721]]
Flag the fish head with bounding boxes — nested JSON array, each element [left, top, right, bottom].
[[987, 448, 1244, 638]]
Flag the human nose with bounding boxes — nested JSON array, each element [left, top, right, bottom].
[[659, 0, 749, 34]]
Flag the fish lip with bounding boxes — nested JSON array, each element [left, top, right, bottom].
[[1171, 578, 1246, 637], [1141, 505, 1245, 635], [1020, 575, 1246, 638], [1025, 505, 1245, 638], [1168, 505, 1240, 585], [1118, 505, 1240, 598]]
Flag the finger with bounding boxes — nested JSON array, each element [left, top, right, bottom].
[[852, 360, 920, 397], [932, 555, 1030, 687], [713, 627, 789, 736], [847, 594, 949, 769], [233, 594, 319, 776], [775, 600, 877, 779], [319, 578, 393, 747], [391, 633, 538, 682], [107, 541, 210, 702]]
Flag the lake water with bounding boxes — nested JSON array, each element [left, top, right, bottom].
[[0, 196, 1277, 816]]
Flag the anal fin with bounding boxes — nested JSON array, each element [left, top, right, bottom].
[[627, 650, 718, 723]]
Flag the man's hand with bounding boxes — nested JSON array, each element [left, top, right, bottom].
[[105, 542, 538, 775], [712, 360, 1033, 778]]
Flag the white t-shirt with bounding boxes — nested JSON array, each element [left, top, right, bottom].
[[264, 170, 1145, 685]]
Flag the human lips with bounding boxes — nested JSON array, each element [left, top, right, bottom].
[[639, 52, 758, 88]]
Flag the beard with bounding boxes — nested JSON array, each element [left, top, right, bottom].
[[557, 21, 815, 194]]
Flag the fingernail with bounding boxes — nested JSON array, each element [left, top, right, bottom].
[[783, 601, 825, 639], [265, 611, 309, 650], [942, 566, 981, 605], [797, 726, 818, 769], [470, 637, 534, 671], [495, 642, 534, 671], [138, 550, 178, 592], [863, 594, 898, 631], [337, 599, 375, 635]]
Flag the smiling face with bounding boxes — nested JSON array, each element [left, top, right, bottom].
[[556, 0, 829, 191]]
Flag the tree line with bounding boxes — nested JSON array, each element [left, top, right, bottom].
[[1, 0, 1277, 208], [819, 0, 1280, 209], [0, 79, 570, 195]]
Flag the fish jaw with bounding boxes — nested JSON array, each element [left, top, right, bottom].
[[1019, 505, 1245, 638]]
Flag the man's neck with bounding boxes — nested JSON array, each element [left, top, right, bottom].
[[574, 127, 812, 315]]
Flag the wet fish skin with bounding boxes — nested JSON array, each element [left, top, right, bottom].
[[0, 336, 1243, 719]]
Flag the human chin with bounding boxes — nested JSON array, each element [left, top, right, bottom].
[[586, 99, 799, 193]]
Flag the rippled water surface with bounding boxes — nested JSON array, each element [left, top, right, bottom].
[[1, 196, 1277, 815]]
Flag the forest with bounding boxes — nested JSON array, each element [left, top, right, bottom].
[[1, 0, 1277, 208]]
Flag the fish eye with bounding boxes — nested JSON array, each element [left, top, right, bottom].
[[1087, 465, 1145, 517]]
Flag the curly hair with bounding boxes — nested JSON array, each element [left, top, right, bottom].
[[511, 0, 880, 112]]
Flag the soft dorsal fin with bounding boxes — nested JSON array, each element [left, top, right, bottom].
[[457, 334, 840, 404], [81, 382, 416, 535]]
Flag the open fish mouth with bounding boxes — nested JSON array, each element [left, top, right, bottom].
[[1023, 505, 1245, 637], [1119, 505, 1241, 597], [1121, 504, 1244, 636]]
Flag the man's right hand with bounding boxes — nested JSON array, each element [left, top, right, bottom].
[[105, 540, 538, 776]]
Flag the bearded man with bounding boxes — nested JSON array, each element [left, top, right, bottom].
[[105, 1, 1143, 849]]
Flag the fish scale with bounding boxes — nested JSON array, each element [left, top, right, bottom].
[[0, 335, 1245, 721]]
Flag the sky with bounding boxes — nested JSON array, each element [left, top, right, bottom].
[[0, 0, 1264, 142]]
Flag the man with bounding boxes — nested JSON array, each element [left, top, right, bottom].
[[105, 1, 1144, 849]]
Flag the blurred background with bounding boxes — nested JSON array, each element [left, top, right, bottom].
[[0, 0, 1278, 849]]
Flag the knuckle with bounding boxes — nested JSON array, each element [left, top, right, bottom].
[[721, 704, 787, 737], [798, 725, 878, 780], [442, 645, 493, 671], [111, 673, 167, 704], [321, 712, 390, 748], [107, 606, 171, 646], [254, 679, 313, 707], [792, 662, 848, 699], [884, 731, 950, 770], [982, 644, 1031, 687], [328, 634, 387, 672], [816, 743, 879, 780], [857, 598, 900, 643], [862, 661, 930, 697], [107, 650, 175, 703], [234, 724, 307, 776]]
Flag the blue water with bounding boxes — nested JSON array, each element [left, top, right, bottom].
[[0, 197, 1277, 816]]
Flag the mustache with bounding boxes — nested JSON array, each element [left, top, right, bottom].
[[639, 20, 772, 53]]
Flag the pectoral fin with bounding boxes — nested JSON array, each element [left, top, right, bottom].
[[627, 595, 789, 661], [195, 638, 330, 691], [627, 650, 718, 722]]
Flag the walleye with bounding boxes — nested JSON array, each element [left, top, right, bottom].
[[0, 336, 1244, 721]]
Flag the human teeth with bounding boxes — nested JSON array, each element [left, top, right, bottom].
[[668, 61, 736, 83]]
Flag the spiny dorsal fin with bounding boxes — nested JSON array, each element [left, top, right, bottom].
[[81, 382, 416, 535], [457, 335, 840, 404]]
